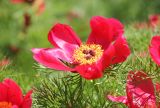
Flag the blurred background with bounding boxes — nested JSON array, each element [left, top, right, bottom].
[[0, 0, 160, 90]]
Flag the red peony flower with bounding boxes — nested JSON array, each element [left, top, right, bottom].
[[149, 36, 160, 65], [0, 78, 32, 108], [108, 71, 157, 108], [32, 16, 130, 80]]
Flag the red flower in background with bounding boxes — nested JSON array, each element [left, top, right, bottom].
[[32, 16, 130, 80], [11, 0, 45, 15], [149, 36, 160, 65], [0, 58, 10, 67], [0, 78, 32, 108], [132, 14, 160, 30], [11, 0, 24, 3], [149, 14, 160, 29], [11, 0, 34, 4], [108, 71, 157, 108]]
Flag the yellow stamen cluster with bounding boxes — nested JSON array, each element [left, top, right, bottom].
[[73, 44, 103, 65], [0, 102, 12, 108]]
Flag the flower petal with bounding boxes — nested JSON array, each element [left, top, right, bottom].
[[102, 44, 115, 69], [48, 23, 81, 54], [12, 105, 19, 108], [126, 71, 156, 107], [156, 83, 160, 92], [108, 18, 124, 40], [149, 36, 160, 65], [111, 36, 130, 64], [0, 83, 8, 101], [75, 62, 103, 80], [107, 95, 128, 104], [21, 90, 32, 108], [32, 48, 74, 71], [2, 79, 23, 106], [87, 16, 124, 49]]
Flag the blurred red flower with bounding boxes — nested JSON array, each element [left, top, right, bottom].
[[149, 14, 160, 29], [132, 14, 160, 30], [0, 58, 10, 67], [11, 0, 24, 3], [11, 0, 34, 4], [0, 78, 32, 108], [32, 16, 130, 80], [149, 36, 160, 65], [11, 0, 45, 15], [108, 71, 157, 108]]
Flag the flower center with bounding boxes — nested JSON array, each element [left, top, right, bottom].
[[0, 102, 12, 108], [73, 44, 103, 65]]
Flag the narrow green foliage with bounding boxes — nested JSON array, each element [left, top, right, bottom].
[[34, 74, 87, 108], [34, 66, 128, 108]]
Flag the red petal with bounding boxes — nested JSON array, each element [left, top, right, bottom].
[[32, 48, 74, 71], [21, 90, 33, 108], [87, 16, 124, 49], [48, 23, 81, 54], [126, 71, 156, 107], [107, 95, 128, 104], [2, 79, 23, 106], [32, 48, 73, 62], [149, 36, 160, 65], [112, 36, 130, 64], [75, 62, 103, 80], [0, 83, 8, 101], [102, 45, 115, 69], [108, 18, 124, 40], [156, 83, 160, 92], [12, 105, 19, 108]]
